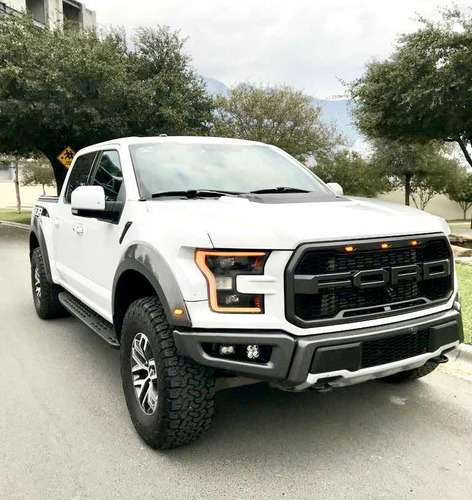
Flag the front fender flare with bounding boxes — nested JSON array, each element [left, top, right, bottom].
[[113, 243, 191, 328]]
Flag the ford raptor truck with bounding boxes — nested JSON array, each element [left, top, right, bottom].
[[29, 136, 463, 449]]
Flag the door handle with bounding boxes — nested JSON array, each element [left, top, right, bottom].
[[72, 225, 84, 236], [52, 218, 60, 228]]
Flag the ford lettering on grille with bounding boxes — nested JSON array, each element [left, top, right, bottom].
[[294, 260, 451, 294]]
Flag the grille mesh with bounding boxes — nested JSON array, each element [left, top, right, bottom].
[[295, 240, 450, 275], [360, 330, 431, 368]]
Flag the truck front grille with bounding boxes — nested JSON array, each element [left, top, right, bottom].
[[285, 235, 454, 328]]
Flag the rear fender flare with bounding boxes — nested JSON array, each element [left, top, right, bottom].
[[30, 213, 53, 283]]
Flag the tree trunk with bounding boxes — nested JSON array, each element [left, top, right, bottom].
[[456, 138, 472, 168], [14, 159, 21, 214], [404, 173, 411, 206], [42, 183, 46, 196], [45, 153, 68, 195]]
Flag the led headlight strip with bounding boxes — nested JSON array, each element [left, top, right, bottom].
[[195, 250, 268, 313]]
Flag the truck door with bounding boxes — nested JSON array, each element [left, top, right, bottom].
[[71, 149, 127, 319]]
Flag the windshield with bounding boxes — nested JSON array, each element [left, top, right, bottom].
[[129, 142, 330, 198]]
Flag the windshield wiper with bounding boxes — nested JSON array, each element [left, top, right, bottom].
[[151, 189, 242, 199], [249, 187, 312, 194]]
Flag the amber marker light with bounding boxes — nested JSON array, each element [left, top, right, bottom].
[[344, 245, 355, 253], [195, 250, 267, 313], [173, 308, 185, 317], [380, 242, 390, 250], [410, 240, 419, 246]]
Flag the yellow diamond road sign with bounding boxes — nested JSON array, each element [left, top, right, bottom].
[[57, 146, 76, 169]]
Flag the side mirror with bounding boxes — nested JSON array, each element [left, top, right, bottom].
[[326, 182, 343, 197], [71, 185, 105, 212]]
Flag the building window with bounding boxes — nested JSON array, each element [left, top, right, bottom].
[[25, 0, 46, 25], [63, 0, 81, 26]]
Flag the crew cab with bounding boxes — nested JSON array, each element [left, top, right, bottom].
[[29, 136, 463, 449]]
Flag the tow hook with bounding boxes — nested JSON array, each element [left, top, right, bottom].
[[310, 383, 333, 393], [431, 354, 449, 365], [310, 376, 340, 392]]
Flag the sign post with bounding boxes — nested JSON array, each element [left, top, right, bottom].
[[57, 147, 76, 169]]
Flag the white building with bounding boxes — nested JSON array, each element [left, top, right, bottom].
[[0, 0, 96, 29]]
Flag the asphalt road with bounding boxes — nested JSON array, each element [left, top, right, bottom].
[[1, 223, 472, 500]]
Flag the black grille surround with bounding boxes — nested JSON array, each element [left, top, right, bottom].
[[285, 234, 454, 328]]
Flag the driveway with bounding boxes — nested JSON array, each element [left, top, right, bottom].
[[0, 224, 471, 499]]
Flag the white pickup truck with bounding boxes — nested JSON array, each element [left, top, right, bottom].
[[30, 136, 463, 449]]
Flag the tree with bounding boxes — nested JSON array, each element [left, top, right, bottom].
[[0, 16, 213, 192], [21, 160, 56, 195], [350, 8, 472, 168], [314, 150, 390, 198], [370, 140, 457, 207], [211, 83, 344, 164], [1, 153, 24, 214], [446, 169, 472, 222], [410, 155, 461, 210]]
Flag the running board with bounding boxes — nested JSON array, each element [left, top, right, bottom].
[[59, 292, 120, 348]]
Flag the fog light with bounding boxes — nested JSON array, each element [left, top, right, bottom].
[[219, 345, 235, 355], [246, 344, 260, 359]]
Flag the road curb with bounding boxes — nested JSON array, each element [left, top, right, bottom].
[[0, 220, 30, 230], [457, 344, 472, 363]]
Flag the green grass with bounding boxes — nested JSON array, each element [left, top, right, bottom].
[[0, 209, 32, 225], [456, 263, 472, 344], [448, 220, 471, 231]]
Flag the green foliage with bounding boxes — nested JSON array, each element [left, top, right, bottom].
[[445, 168, 472, 220], [0, 16, 213, 190], [315, 150, 390, 198], [456, 264, 472, 344], [21, 161, 56, 194], [410, 155, 461, 210], [211, 83, 344, 163], [350, 8, 472, 167], [370, 140, 459, 208]]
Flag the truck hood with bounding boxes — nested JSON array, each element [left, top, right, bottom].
[[146, 195, 449, 249]]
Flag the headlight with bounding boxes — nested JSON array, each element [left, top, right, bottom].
[[195, 250, 269, 313]]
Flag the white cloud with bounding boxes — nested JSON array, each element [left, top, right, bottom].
[[85, 0, 471, 98]]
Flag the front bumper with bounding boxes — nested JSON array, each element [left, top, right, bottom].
[[173, 308, 463, 391]]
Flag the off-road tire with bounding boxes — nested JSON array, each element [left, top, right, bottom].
[[120, 297, 215, 450], [31, 247, 65, 319], [382, 361, 439, 383]]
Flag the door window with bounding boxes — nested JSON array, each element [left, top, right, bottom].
[[64, 152, 97, 203], [90, 150, 123, 202]]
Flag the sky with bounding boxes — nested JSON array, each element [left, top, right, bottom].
[[86, 0, 470, 99]]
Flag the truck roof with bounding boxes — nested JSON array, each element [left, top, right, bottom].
[[78, 136, 266, 154]]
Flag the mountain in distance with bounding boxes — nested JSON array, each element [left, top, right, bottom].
[[203, 77, 230, 97], [203, 77, 361, 144]]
